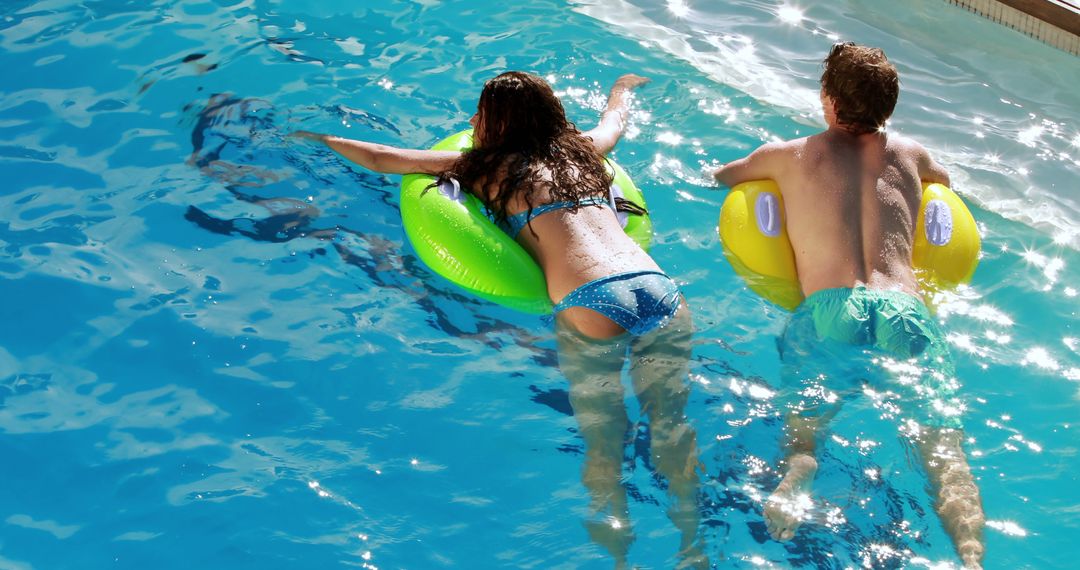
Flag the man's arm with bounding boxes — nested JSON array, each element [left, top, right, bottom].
[[913, 142, 951, 186], [712, 141, 789, 188], [291, 131, 460, 175], [582, 74, 650, 155], [917, 427, 986, 569]]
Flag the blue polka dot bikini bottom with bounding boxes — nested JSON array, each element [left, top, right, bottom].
[[553, 270, 682, 335]]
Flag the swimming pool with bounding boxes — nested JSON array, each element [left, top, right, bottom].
[[0, 0, 1077, 568]]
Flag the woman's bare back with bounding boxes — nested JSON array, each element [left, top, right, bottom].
[[483, 165, 660, 303]]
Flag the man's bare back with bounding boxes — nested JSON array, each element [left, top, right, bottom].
[[715, 104, 949, 298]]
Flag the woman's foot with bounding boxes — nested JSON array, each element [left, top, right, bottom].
[[584, 516, 634, 569], [674, 543, 710, 569], [764, 453, 818, 541]]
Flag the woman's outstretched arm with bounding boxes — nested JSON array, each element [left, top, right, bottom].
[[292, 131, 460, 175], [582, 74, 650, 155]]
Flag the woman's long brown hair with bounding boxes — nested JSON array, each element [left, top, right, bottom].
[[439, 71, 639, 237]]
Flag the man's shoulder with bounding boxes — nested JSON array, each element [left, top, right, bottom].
[[771, 135, 810, 149], [754, 137, 805, 160], [884, 132, 927, 153]]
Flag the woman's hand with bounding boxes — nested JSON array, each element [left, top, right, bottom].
[[288, 130, 328, 143], [583, 74, 652, 155], [612, 74, 651, 92]]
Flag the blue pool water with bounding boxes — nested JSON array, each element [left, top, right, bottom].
[[1, 0, 1078, 568]]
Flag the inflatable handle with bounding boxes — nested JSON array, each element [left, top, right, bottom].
[[718, 180, 803, 311], [913, 183, 980, 287]]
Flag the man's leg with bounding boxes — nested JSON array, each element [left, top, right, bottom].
[[875, 294, 985, 568], [916, 426, 985, 569], [765, 411, 829, 540]]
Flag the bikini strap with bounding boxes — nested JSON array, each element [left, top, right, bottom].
[[500, 196, 615, 237]]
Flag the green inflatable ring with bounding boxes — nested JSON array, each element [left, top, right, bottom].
[[399, 129, 652, 314]]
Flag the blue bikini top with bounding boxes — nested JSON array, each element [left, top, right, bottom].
[[496, 194, 616, 237]]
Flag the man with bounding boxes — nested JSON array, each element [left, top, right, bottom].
[[713, 42, 986, 568]]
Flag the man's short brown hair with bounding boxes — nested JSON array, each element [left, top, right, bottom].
[[820, 42, 899, 134]]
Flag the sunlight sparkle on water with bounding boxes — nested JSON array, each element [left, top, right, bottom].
[[308, 480, 330, 498], [986, 330, 1012, 345], [747, 383, 774, 400], [666, 0, 690, 18], [657, 131, 684, 145], [777, 5, 803, 25], [987, 520, 1029, 537], [1021, 249, 1065, 283], [1009, 434, 1043, 453], [862, 543, 902, 566], [1017, 125, 1043, 147], [743, 455, 769, 476], [728, 377, 775, 400], [556, 86, 589, 100], [1022, 347, 1060, 371]]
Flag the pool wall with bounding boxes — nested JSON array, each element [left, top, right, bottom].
[[945, 0, 1080, 54]]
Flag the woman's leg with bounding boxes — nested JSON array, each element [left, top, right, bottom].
[[628, 305, 708, 568], [555, 316, 635, 568]]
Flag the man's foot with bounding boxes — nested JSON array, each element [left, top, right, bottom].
[[764, 453, 818, 541]]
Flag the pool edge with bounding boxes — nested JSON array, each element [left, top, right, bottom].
[[944, 0, 1080, 55]]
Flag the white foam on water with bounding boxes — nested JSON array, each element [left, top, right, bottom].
[[570, 0, 821, 116], [571, 0, 1080, 249]]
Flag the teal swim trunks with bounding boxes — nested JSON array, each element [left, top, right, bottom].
[[778, 286, 963, 429]]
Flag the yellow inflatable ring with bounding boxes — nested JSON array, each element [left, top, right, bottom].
[[718, 180, 980, 310]]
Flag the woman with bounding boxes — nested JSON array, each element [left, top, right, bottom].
[[294, 71, 706, 568]]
